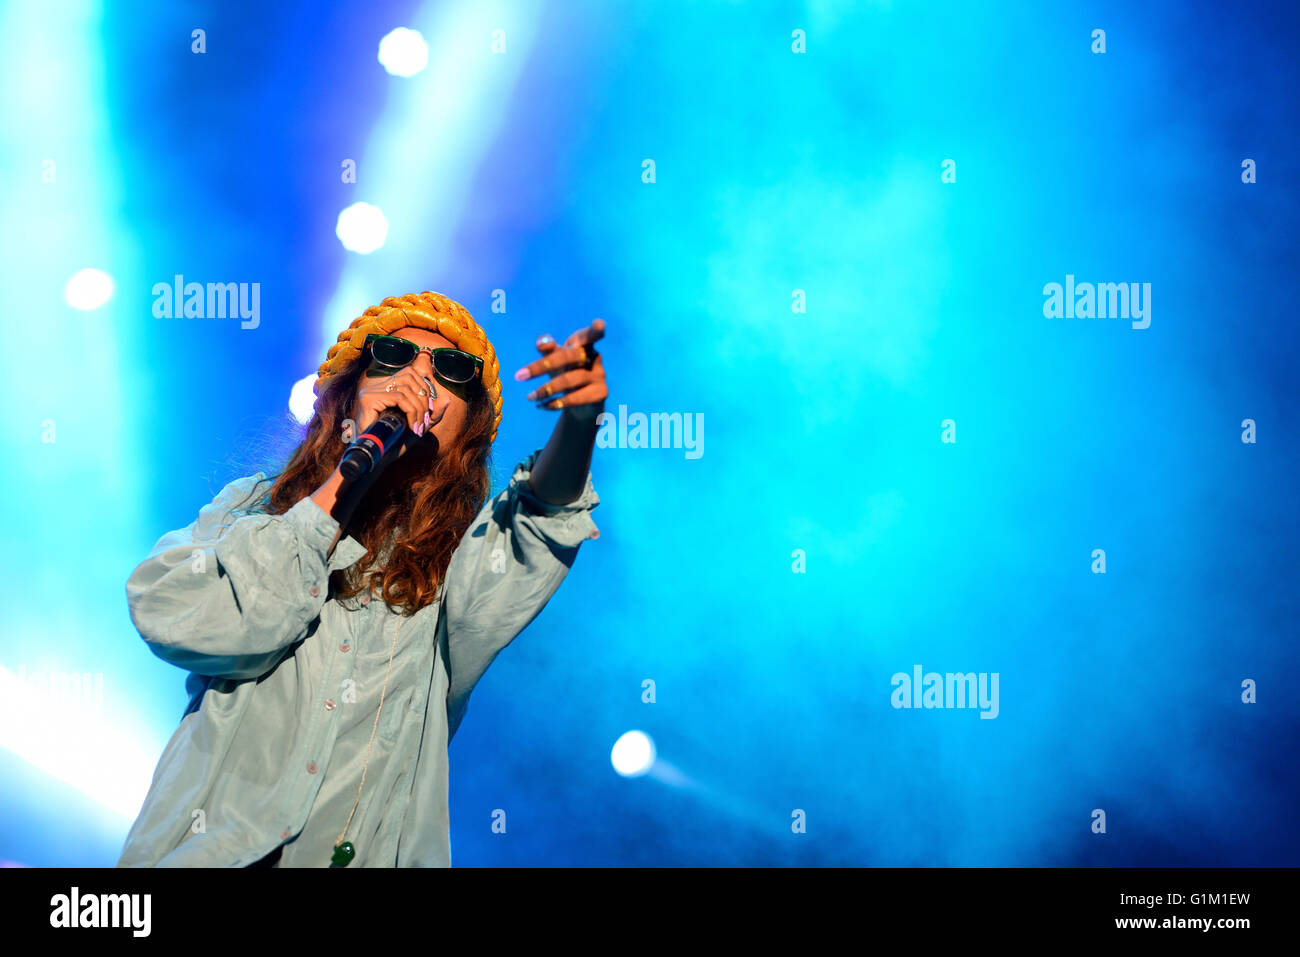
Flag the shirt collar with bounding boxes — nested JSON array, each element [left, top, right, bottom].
[[328, 533, 369, 572]]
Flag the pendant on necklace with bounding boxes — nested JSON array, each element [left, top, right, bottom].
[[330, 841, 356, 867]]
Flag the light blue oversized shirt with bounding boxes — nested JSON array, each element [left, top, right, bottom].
[[115, 448, 599, 868]]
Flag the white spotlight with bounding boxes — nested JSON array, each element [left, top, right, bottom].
[[611, 730, 656, 777], [289, 373, 318, 425], [64, 268, 114, 310], [378, 27, 429, 77], [336, 202, 389, 254]]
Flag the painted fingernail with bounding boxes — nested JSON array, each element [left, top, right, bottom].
[[539, 335, 554, 345], [414, 420, 424, 436], [424, 410, 432, 428], [514, 369, 529, 381]]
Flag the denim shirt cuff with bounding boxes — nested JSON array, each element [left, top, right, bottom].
[[508, 448, 600, 549], [284, 493, 344, 567]]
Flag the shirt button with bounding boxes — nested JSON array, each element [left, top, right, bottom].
[[281, 828, 290, 840], [360, 593, 370, 606], [309, 585, 321, 597], [324, 699, 336, 711], [339, 642, 350, 653], [307, 761, 318, 774]]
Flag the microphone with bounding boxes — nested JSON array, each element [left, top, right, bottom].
[[339, 409, 406, 482]]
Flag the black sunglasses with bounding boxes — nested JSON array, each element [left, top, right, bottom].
[[363, 333, 484, 384]]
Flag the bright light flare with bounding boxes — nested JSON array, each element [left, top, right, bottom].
[[611, 730, 656, 777], [289, 373, 318, 425], [64, 268, 114, 310], [336, 202, 389, 254], [378, 27, 429, 77]]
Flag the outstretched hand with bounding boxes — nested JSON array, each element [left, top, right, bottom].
[[514, 319, 608, 414]]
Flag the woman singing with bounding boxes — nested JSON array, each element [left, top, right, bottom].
[[116, 291, 607, 867]]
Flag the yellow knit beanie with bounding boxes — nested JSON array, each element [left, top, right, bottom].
[[313, 291, 502, 442]]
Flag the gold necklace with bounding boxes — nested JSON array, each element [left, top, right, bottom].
[[329, 602, 405, 867]]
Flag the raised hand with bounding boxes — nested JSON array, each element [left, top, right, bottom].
[[514, 319, 608, 413]]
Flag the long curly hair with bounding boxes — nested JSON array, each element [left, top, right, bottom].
[[237, 351, 495, 617]]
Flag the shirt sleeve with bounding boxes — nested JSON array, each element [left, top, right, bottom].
[[440, 448, 600, 739], [125, 473, 345, 681]]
